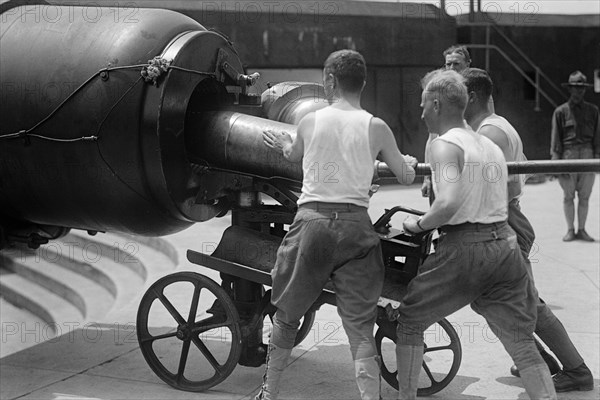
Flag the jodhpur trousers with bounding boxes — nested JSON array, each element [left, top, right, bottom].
[[396, 221, 544, 371], [271, 202, 385, 360]]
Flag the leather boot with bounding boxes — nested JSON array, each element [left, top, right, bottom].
[[396, 344, 423, 400], [254, 343, 292, 400], [552, 362, 594, 392], [355, 356, 381, 400], [519, 364, 557, 400]]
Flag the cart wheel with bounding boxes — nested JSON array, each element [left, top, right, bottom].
[[137, 271, 242, 392], [376, 318, 462, 396]]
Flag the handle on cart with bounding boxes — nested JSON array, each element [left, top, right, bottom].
[[373, 205, 426, 235]]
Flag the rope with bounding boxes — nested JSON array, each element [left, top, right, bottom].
[[0, 58, 216, 143]]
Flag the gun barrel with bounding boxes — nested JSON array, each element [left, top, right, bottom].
[[186, 111, 303, 182]]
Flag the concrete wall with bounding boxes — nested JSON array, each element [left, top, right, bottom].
[[172, 2, 457, 158]]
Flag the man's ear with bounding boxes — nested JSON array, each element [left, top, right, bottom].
[[468, 91, 476, 103], [324, 73, 335, 88], [433, 98, 440, 113]]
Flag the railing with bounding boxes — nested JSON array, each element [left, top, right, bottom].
[[467, 43, 557, 110], [462, 22, 568, 111]]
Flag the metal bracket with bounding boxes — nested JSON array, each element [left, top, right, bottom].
[[215, 48, 229, 83], [215, 48, 260, 97], [251, 180, 298, 212], [194, 169, 299, 212], [195, 171, 254, 204]]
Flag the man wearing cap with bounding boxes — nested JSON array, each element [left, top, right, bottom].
[[551, 70, 600, 242]]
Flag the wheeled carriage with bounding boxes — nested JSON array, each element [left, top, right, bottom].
[[136, 178, 462, 396]]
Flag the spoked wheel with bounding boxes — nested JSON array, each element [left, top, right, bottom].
[[137, 272, 242, 392], [376, 318, 462, 396]]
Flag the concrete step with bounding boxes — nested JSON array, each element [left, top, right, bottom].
[[85, 232, 180, 278], [28, 239, 120, 298], [0, 297, 46, 357], [51, 234, 148, 317], [112, 232, 180, 270], [59, 233, 149, 281], [0, 272, 83, 357], [0, 231, 180, 356], [0, 251, 114, 321], [72, 232, 180, 321]]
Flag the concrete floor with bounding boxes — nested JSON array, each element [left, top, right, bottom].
[[1, 177, 598, 400]]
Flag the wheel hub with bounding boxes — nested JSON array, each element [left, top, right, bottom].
[[176, 324, 191, 341]]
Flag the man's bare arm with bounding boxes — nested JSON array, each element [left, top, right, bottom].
[[411, 139, 464, 231], [479, 125, 521, 198], [371, 117, 416, 185], [421, 133, 439, 197]]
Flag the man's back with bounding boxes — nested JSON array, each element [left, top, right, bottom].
[[433, 126, 508, 226], [299, 107, 374, 207]]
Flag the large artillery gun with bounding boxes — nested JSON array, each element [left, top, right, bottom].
[[1, 3, 599, 396]]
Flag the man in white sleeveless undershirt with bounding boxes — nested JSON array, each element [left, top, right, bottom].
[[397, 69, 557, 400], [463, 67, 593, 393], [258, 49, 417, 400]]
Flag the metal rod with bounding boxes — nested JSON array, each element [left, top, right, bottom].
[[485, 25, 490, 71], [469, 0, 475, 22], [376, 159, 600, 179], [535, 68, 541, 112]]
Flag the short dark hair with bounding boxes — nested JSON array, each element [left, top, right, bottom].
[[324, 50, 367, 93], [443, 45, 471, 64], [461, 68, 493, 99]]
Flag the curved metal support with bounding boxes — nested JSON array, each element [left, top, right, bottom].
[[461, 26, 567, 105], [467, 43, 559, 108]]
